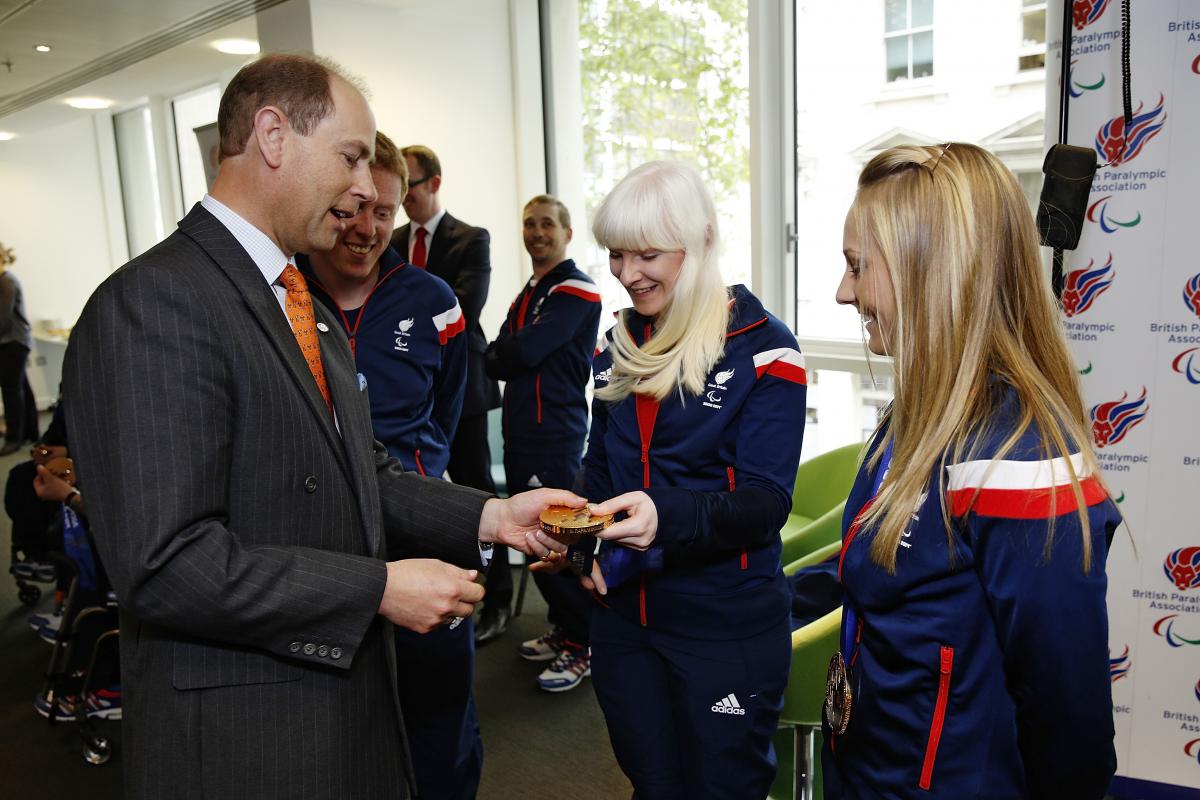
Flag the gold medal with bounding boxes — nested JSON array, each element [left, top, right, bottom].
[[825, 651, 853, 735]]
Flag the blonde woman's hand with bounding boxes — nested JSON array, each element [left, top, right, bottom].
[[589, 491, 658, 551], [580, 559, 609, 596]]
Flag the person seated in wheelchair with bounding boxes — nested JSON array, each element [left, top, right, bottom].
[[5, 400, 69, 584], [30, 431, 122, 722]]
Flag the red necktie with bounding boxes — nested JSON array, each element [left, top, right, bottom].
[[279, 264, 333, 413], [412, 227, 428, 268]]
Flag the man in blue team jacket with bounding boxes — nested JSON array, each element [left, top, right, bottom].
[[300, 132, 480, 800], [480, 196, 602, 692]]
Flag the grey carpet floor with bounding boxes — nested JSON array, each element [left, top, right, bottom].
[[0, 444, 629, 799]]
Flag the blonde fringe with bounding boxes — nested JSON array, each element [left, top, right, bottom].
[[591, 161, 730, 403]]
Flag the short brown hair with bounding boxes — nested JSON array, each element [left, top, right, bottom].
[[401, 145, 441, 180], [523, 194, 571, 228], [218, 54, 360, 159], [373, 132, 409, 196]]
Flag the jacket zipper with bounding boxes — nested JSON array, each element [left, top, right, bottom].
[[635, 392, 659, 626], [726, 466, 748, 570], [919, 645, 955, 790], [307, 263, 405, 358], [838, 498, 877, 581]]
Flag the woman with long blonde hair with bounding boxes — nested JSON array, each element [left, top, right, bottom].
[[573, 161, 808, 797], [824, 143, 1121, 799]]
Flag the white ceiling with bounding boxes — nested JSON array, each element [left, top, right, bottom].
[[0, 0, 283, 135]]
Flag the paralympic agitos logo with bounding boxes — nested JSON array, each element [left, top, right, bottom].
[[1086, 196, 1140, 233], [1089, 388, 1147, 448], [1154, 615, 1200, 648], [1187, 738, 1200, 766], [1062, 254, 1114, 317], [1068, 59, 1106, 98], [1095, 95, 1167, 166], [1174, 349, 1200, 386]]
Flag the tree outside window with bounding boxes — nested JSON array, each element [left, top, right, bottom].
[[578, 0, 750, 289]]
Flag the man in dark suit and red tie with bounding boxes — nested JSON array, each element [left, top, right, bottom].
[[390, 146, 502, 496], [63, 54, 578, 800]]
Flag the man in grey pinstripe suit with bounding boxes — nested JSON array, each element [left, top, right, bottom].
[[62, 54, 578, 799]]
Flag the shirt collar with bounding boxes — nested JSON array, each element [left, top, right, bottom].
[[201, 194, 291, 287], [417, 207, 447, 240]]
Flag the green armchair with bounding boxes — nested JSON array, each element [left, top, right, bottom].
[[770, 608, 841, 800], [779, 443, 862, 567]]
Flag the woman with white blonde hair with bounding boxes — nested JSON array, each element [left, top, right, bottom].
[[824, 142, 1121, 799], [572, 161, 808, 797]]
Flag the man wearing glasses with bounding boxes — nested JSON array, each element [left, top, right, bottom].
[[391, 145, 501, 501]]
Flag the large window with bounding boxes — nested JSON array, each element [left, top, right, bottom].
[[574, 0, 751, 314], [793, 0, 1045, 459], [1019, 0, 1047, 71], [884, 0, 934, 82]]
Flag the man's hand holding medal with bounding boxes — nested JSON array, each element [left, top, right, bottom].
[[530, 504, 614, 576]]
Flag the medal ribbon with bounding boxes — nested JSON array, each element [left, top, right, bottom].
[[840, 439, 893, 660]]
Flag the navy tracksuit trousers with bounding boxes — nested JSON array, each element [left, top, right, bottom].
[[488, 449, 593, 645], [394, 617, 482, 800], [590, 609, 791, 799]]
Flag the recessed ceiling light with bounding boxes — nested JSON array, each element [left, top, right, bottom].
[[65, 97, 114, 110], [33, 44, 52, 53], [0, 132, 16, 141], [213, 39, 260, 55]]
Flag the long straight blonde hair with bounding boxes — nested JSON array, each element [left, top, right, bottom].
[[852, 143, 1105, 573], [592, 161, 730, 403]]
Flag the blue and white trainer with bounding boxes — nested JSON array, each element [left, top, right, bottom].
[[519, 627, 568, 662], [84, 686, 122, 720], [536, 645, 591, 693]]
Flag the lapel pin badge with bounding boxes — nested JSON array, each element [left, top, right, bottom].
[[316, 322, 329, 333]]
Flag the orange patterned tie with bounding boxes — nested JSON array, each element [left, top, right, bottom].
[[279, 264, 332, 413]]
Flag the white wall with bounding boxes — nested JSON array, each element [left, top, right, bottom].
[[0, 115, 124, 405], [310, 0, 533, 343]]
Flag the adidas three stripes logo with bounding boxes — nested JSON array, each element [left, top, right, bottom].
[[711, 693, 747, 715]]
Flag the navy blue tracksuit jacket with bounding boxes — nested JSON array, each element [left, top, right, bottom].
[[823, 385, 1121, 799], [585, 285, 808, 638], [301, 248, 467, 477], [485, 259, 601, 454]]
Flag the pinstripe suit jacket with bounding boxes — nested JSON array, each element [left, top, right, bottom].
[[63, 204, 489, 799]]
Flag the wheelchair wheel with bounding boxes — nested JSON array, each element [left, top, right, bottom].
[[17, 583, 41, 606], [83, 735, 112, 765]]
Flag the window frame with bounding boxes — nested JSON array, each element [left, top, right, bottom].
[[1018, 0, 1048, 72], [883, 0, 935, 83]]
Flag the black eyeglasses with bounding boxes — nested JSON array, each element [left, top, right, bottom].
[[407, 175, 433, 189]]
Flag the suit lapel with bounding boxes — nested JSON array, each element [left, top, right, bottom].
[[391, 224, 410, 262], [427, 213, 455, 271], [317, 300, 382, 555], [178, 205, 353, 484]]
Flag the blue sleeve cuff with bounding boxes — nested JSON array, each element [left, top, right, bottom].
[[645, 486, 699, 546]]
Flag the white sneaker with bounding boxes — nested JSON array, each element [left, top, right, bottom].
[[536, 646, 591, 693], [29, 611, 62, 635], [519, 627, 567, 662]]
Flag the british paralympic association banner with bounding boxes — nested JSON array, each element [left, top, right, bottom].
[[1047, 2, 1200, 796]]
